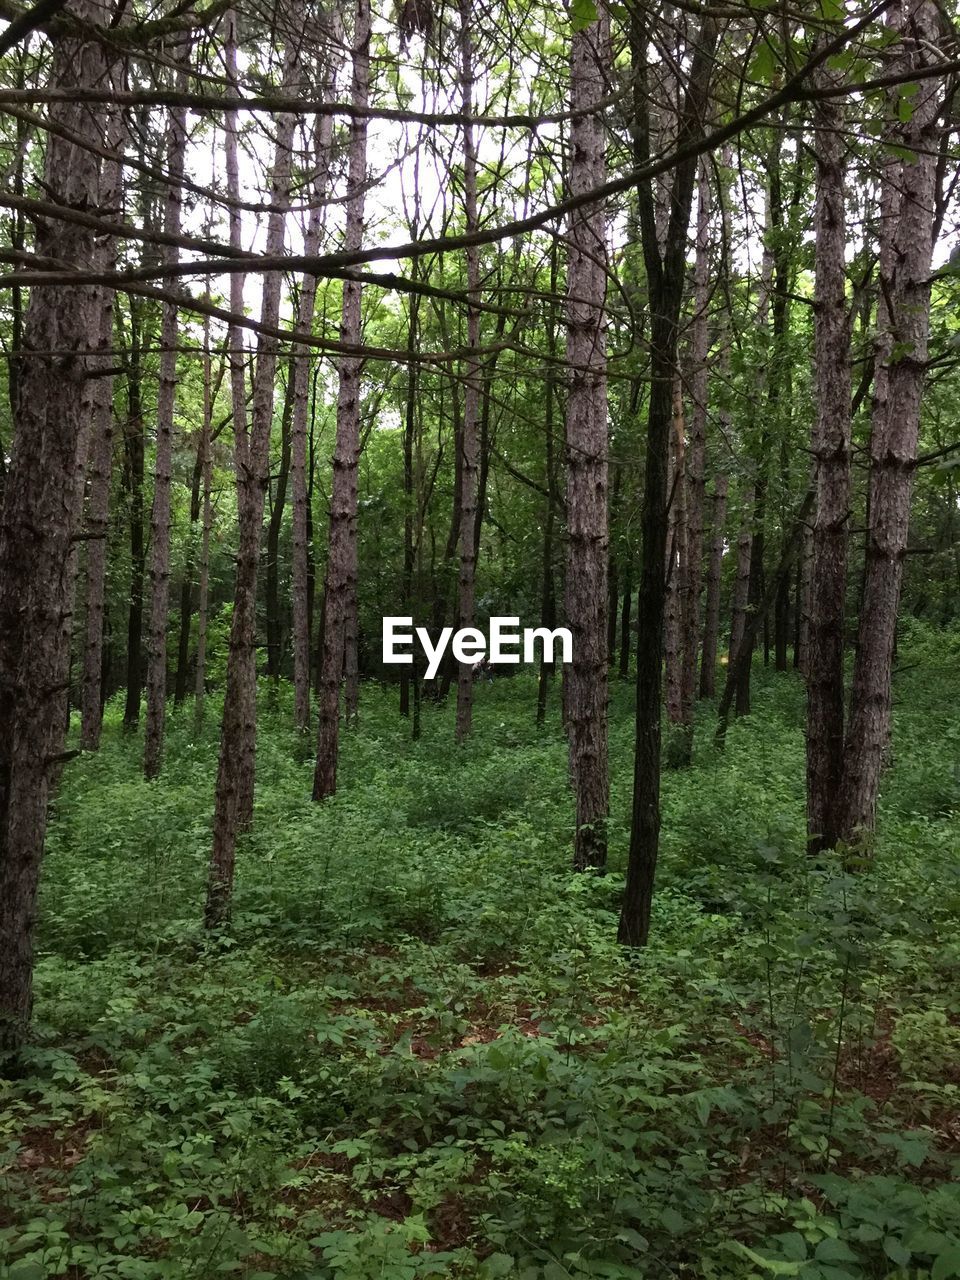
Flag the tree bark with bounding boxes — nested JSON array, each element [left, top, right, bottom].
[[291, 113, 334, 732], [618, 570, 633, 679], [207, 32, 297, 926], [265, 372, 294, 695], [839, 0, 941, 843], [144, 91, 187, 780], [664, 381, 686, 731], [0, 0, 110, 1055], [454, 0, 482, 744], [679, 159, 711, 730], [122, 301, 146, 731], [313, 0, 370, 799], [805, 56, 852, 853], [80, 113, 122, 751], [619, 5, 717, 945], [565, 0, 610, 872], [194, 306, 214, 724], [699, 471, 727, 698]]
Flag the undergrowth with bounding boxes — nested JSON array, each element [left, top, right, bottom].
[[2, 626, 959, 1278]]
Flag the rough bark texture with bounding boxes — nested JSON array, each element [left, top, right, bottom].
[[0, 0, 110, 1055], [291, 112, 334, 732], [839, 0, 940, 843], [729, 481, 754, 685], [454, 0, 482, 744], [122, 306, 146, 730], [680, 161, 711, 726], [194, 308, 214, 723], [313, 0, 370, 800], [80, 115, 123, 752], [207, 35, 297, 926], [699, 471, 728, 698], [805, 61, 852, 854], [565, 2, 610, 872], [618, 569, 633, 679], [266, 375, 294, 695], [664, 383, 686, 728], [619, 9, 717, 946], [144, 94, 187, 781]]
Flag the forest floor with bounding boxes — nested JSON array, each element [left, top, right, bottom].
[[3, 621, 960, 1280]]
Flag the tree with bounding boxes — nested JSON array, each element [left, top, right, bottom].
[[454, 0, 482, 745], [565, 0, 610, 873], [208, 34, 298, 926], [619, 4, 718, 945], [805, 51, 852, 854], [838, 0, 944, 843], [314, 0, 371, 800], [144, 92, 187, 780], [0, 0, 111, 1055]]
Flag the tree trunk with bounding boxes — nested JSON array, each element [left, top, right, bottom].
[[454, 0, 482, 744], [0, 0, 110, 1055], [122, 303, 146, 731], [618, 570, 633, 679], [144, 94, 187, 780], [565, 0, 610, 872], [266, 373, 294, 695], [619, 6, 717, 945], [194, 308, 214, 724], [207, 30, 297, 926], [699, 471, 728, 698], [716, 492, 814, 748], [839, 0, 941, 842], [679, 160, 711, 731], [313, 0, 370, 799], [80, 116, 122, 752], [664, 381, 686, 731], [805, 56, 852, 853], [291, 114, 334, 733], [400, 284, 420, 719]]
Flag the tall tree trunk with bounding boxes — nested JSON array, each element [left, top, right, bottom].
[[194, 307, 214, 724], [805, 57, 852, 853], [80, 116, 122, 751], [839, 0, 941, 842], [291, 114, 334, 733], [729, 481, 753, 690], [265, 373, 294, 695], [618, 570, 633, 679], [122, 302, 146, 731], [454, 0, 482, 744], [144, 94, 187, 780], [207, 33, 297, 926], [313, 0, 370, 799], [174, 439, 203, 707], [716, 492, 814, 747], [0, 0, 110, 1055], [619, 7, 717, 945], [565, 0, 610, 871], [400, 286, 420, 719], [607, 464, 622, 668], [679, 160, 711, 733], [699, 471, 728, 697], [664, 382, 686, 729]]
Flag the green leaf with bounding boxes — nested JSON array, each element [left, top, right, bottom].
[[933, 1246, 960, 1280], [815, 1239, 860, 1264], [570, 0, 599, 30], [661, 1207, 686, 1234], [883, 1237, 911, 1267], [481, 1254, 515, 1278]]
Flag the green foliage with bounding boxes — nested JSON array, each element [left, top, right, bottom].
[[2, 636, 959, 1277]]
